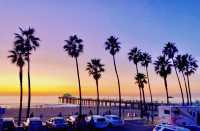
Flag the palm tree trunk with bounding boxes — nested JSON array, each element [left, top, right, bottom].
[[18, 66, 23, 126], [186, 74, 192, 105], [182, 72, 189, 105], [26, 55, 31, 119], [135, 64, 143, 118], [112, 55, 121, 118], [141, 86, 146, 116], [136, 64, 142, 102], [145, 66, 153, 121], [172, 59, 184, 105], [75, 58, 82, 115], [164, 77, 169, 104], [96, 79, 100, 115], [145, 67, 152, 105]]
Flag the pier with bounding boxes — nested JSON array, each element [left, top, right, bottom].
[[58, 96, 161, 111]]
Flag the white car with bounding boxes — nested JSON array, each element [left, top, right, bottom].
[[66, 115, 78, 126], [153, 124, 190, 131], [104, 115, 124, 127], [46, 117, 67, 129], [86, 115, 109, 129], [23, 117, 43, 130]]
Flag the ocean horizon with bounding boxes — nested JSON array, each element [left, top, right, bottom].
[[1, 95, 200, 108]]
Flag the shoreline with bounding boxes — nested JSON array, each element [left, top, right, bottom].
[[2, 105, 140, 121]]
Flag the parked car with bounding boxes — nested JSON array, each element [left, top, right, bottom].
[[86, 115, 109, 129], [104, 115, 124, 127], [66, 115, 78, 127], [1, 118, 15, 131], [23, 117, 43, 131], [153, 123, 190, 131], [46, 117, 67, 129]]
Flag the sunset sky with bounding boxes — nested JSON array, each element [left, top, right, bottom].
[[0, 0, 200, 99]]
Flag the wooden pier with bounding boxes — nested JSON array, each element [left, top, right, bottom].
[[58, 96, 161, 111]]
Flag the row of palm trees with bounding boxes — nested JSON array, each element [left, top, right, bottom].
[[155, 43, 198, 106], [8, 27, 198, 125]]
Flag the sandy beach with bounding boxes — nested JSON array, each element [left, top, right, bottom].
[[2, 104, 139, 121]]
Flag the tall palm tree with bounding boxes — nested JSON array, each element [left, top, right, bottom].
[[135, 73, 147, 115], [86, 59, 105, 115], [162, 42, 184, 105], [174, 55, 190, 105], [141, 52, 153, 120], [105, 36, 122, 117], [141, 52, 153, 107], [18, 27, 40, 119], [154, 55, 172, 104], [183, 54, 198, 104], [63, 35, 83, 115], [8, 35, 26, 126], [128, 47, 143, 117]]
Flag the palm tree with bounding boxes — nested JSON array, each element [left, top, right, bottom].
[[141, 52, 153, 106], [86, 59, 105, 115], [17, 27, 40, 119], [183, 54, 198, 104], [135, 73, 147, 115], [162, 42, 184, 105], [128, 47, 143, 117], [141, 52, 153, 120], [174, 55, 190, 105], [8, 35, 26, 126], [63, 35, 83, 115], [105, 36, 122, 117], [154, 55, 172, 104]]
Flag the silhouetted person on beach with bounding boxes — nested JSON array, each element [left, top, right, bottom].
[[30, 112, 34, 118], [89, 110, 93, 116], [108, 110, 111, 115], [58, 112, 62, 117], [39, 114, 43, 119]]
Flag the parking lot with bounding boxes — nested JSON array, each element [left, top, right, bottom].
[[11, 120, 154, 131]]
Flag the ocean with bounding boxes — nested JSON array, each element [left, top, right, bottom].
[[0, 95, 199, 108]]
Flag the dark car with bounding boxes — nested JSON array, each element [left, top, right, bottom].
[[46, 117, 67, 129], [1, 118, 15, 131], [23, 117, 43, 131]]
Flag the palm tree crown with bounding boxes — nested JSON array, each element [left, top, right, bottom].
[[175, 54, 198, 75], [64, 35, 83, 58], [128, 47, 142, 65], [8, 49, 25, 67], [21, 27, 40, 56], [162, 42, 178, 59], [183, 54, 198, 76], [8, 33, 26, 66], [135, 73, 147, 87], [141, 52, 152, 67], [154, 55, 172, 78], [105, 36, 121, 55], [86, 59, 105, 80], [174, 55, 186, 72]]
